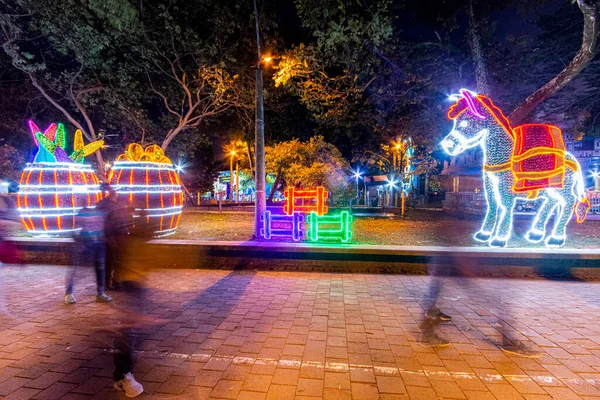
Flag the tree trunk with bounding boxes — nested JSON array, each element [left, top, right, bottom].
[[509, 0, 600, 125], [161, 126, 184, 151], [467, 0, 490, 95], [424, 172, 429, 202], [95, 151, 106, 180], [267, 168, 281, 204]]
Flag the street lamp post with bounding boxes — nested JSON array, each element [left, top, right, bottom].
[[236, 160, 239, 203], [229, 150, 236, 202], [254, 0, 268, 238], [352, 168, 363, 205]]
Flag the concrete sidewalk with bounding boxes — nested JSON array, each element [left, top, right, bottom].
[[2, 266, 600, 399]]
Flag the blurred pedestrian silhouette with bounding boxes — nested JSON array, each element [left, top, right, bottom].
[[65, 205, 112, 304], [97, 186, 131, 290], [419, 251, 541, 358], [112, 206, 154, 398], [0, 192, 22, 316], [0, 193, 21, 265]]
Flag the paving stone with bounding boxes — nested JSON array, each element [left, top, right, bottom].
[[265, 384, 295, 400], [4, 387, 41, 400], [155, 375, 193, 395], [210, 379, 243, 399], [5, 266, 600, 399], [25, 372, 65, 390], [0, 377, 32, 396], [351, 382, 380, 399], [31, 382, 78, 400], [242, 374, 272, 392], [376, 376, 406, 394], [296, 377, 324, 397]]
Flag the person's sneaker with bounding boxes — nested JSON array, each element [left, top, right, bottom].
[[418, 333, 450, 347], [96, 293, 112, 303], [426, 309, 452, 321], [501, 342, 542, 358], [64, 294, 76, 304], [114, 372, 144, 398]]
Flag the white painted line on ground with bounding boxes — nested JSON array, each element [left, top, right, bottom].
[[103, 348, 599, 387]]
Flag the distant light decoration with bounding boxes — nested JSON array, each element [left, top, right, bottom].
[[306, 211, 352, 243], [17, 121, 104, 236], [262, 186, 354, 243], [283, 186, 328, 216], [107, 143, 184, 237], [442, 89, 590, 248]]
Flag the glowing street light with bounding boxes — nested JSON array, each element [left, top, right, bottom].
[[262, 55, 272, 63], [592, 169, 600, 191], [386, 176, 399, 190], [352, 168, 364, 200]]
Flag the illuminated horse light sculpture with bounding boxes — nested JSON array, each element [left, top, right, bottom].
[[442, 89, 590, 248]]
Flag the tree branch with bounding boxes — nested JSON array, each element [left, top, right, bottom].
[[509, 0, 600, 124]]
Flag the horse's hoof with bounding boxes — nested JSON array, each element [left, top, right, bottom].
[[545, 235, 565, 248], [489, 238, 508, 247], [525, 230, 544, 243], [474, 231, 492, 242]]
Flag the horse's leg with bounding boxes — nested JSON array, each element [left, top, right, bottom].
[[525, 195, 559, 243], [474, 173, 498, 242], [489, 172, 515, 247], [545, 187, 576, 248]]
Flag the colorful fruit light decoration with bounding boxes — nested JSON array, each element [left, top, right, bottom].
[[17, 121, 104, 235], [441, 89, 590, 248], [107, 143, 184, 237]]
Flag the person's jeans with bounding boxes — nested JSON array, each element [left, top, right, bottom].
[[66, 240, 106, 296], [113, 280, 146, 381]]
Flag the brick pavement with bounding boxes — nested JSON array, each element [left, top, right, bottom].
[[1, 266, 600, 399]]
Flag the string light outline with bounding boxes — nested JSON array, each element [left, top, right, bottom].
[[443, 89, 589, 247]]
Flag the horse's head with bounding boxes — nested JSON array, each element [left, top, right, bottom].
[[441, 89, 509, 156]]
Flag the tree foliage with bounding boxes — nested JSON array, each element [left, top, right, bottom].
[[265, 136, 350, 196]]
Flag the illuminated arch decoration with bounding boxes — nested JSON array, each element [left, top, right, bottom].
[[442, 89, 590, 248], [107, 143, 184, 237], [17, 121, 104, 236], [261, 186, 353, 243]]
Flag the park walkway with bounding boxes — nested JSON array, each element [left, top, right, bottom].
[[1, 265, 600, 399]]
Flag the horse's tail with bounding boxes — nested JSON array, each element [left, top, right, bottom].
[[568, 153, 590, 223]]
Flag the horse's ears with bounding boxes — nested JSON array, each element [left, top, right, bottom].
[[460, 89, 486, 119]]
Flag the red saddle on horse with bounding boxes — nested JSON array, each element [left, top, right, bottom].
[[511, 124, 566, 193]]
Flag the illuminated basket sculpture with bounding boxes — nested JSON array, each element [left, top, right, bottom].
[[17, 121, 104, 236], [108, 143, 184, 237]]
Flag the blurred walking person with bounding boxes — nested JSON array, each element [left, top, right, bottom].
[[65, 205, 112, 304], [419, 251, 540, 358], [112, 207, 153, 398], [0, 192, 21, 265], [0, 192, 22, 315], [97, 186, 130, 290]]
